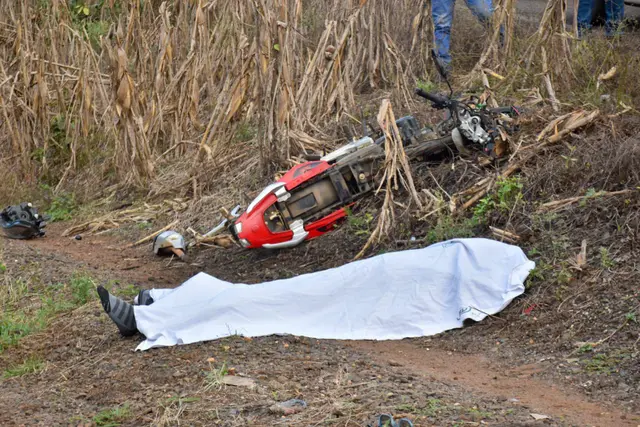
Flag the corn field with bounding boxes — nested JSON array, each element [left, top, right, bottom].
[[0, 0, 439, 192], [0, 0, 582, 197]]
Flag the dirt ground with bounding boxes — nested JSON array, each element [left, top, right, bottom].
[[0, 217, 638, 427]]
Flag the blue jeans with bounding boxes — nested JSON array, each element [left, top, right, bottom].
[[432, 0, 494, 69], [577, 0, 625, 36], [577, 0, 594, 32]]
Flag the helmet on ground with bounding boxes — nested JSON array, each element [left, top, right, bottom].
[[153, 230, 186, 260], [0, 203, 48, 240]]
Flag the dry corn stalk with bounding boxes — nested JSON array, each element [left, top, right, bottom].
[[62, 199, 188, 237], [355, 100, 422, 259], [466, 0, 516, 78], [538, 189, 634, 213], [0, 0, 426, 191]]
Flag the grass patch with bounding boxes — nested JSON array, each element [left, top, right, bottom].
[[599, 247, 616, 269], [112, 283, 140, 299], [473, 176, 523, 222], [0, 275, 96, 353], [46, 192, 77, 222], [3, 357, 45, 379], [466, 407, 494, 421], [426, 216, 477, 244], [396, 398, 449, 418], [93, 404, 132, 427], [204, 361, 229, 391], [416, 78, 436, 93], [347, 209, 375, 236], [69, 275, 94, 305]]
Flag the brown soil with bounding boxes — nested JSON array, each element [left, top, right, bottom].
[[353, 341, 637, 427], [0, 220, 639, 426]]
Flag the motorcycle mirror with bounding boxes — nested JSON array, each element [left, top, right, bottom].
[[430, 48, 453, 96], [360, 106, 368, 138]]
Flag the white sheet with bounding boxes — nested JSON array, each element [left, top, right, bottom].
[[133, 238, 534, 351]]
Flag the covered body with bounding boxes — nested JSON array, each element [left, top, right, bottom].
[[133, 238, 534, 351]]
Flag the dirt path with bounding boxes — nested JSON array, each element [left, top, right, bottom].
[[1, 224, 639, 426], [352, 341, 638, 427]]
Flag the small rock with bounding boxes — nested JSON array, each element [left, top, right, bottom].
[[389, 360, 403, 367], [221, 375, 257, 389], [618, 383, 631, 392], [530, 413, 551, 420], [74, 235, 82, 240], [269, 399, 307, 416]]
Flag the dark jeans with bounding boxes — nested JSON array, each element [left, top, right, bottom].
[[577, 0, 625, 36]]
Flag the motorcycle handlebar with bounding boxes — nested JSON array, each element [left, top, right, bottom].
[[414, 88, 449, 107]]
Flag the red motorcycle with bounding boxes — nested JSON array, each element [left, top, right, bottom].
[[227, 55, 521, 249]]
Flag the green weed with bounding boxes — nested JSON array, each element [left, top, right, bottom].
[[0, 275, 96, 352], [234, 121, 257, 143], [581, 351, 631, 375], [204, 361, 229, 391], [395, 403, 418, 413], [0, 263, 6, 273], [599, 247, 615, 269], [556, 264, 573, 285], [113, 284, 140, 299], [416, 78, 436, 93], [47, 193, 76, 222], [0, 314, 39, 352], [579, 187, 601, 207], [578, 343, 594, 354], [420, 398, 447, 417], [527, 247, 541, 257], [347, 210, 374, 236], [3, 357, 45, 379], [526, 260, 552, 289], [473, 176, 523, 221], [136, 221, 153, 230], [466, 407, 494, 421], [93, 404, 131, 427], [69, 276, 94, 305], [426, 216, 476, 244], [69, 1, 115, 50]]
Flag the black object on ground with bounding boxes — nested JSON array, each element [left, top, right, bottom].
[[0, 203, 49, 239]]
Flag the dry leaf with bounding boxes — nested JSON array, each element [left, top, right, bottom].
[[576, 239, 587, 268], [597, 66, 617, 82]]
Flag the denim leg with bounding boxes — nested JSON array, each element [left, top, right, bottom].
[[465, 0, 504, 45], [465, 0, 494, 24], [577, 0, 594, 34], [604, 0, 624, 36], [432, 0, 456, 69]]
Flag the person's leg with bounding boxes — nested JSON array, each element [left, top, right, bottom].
[[432, 0, 456, 72], [577, 0, 594, 36], [97, 286, 138, 336], [604, 0, 624, 36], [465, 0, 493, 25], [465, 0, 504, 46], [134, 289, 154, 306]]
